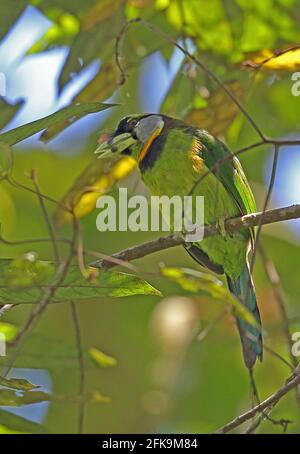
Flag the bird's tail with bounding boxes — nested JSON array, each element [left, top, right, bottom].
[[227, 265, 263, 369]]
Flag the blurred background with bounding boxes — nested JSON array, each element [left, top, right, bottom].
[[0, 0, 300, 434]]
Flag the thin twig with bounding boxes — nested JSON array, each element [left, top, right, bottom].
[[244, 405, 291, 434], [264, 344, 294, 371], [249, 368, 260, 406], [197, 309, 228, 342], [247, 361, 291, 433], [0, 234, 70, 247], [216, 365, 300, 433], [30, 169, 60, 262], [259, 245, 300, 408], [70, 301, 85, 435], [7, 175, 71, 213]]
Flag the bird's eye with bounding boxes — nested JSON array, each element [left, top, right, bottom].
[[128, 118, 138, 129]]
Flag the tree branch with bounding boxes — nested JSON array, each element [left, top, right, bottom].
[[70, 301, 85, 435], [216, 365, 300, 433], [90, 204, 300, 269]]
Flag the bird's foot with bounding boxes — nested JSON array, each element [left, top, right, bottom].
[[216, 216, 228, 240]]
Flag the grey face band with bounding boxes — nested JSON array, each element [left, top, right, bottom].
[[135, 115, 164, 143]]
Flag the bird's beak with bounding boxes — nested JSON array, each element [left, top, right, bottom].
[[95, 133, 138, 159]]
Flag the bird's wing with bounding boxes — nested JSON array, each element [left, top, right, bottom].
[[195, 130, 257, 217]]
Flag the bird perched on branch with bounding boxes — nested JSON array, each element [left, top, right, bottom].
[[96, 113, 262, 369]]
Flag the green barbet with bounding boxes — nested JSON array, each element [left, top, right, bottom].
[[96, 114, 262, 369]]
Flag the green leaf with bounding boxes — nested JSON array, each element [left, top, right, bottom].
[[87, 390, 111, 404], [161, 266, 257, 326], [0, 409, 46, 434], [0, 389, 51, 406], [0, 376, 39, 391], [0, 424, 27, 434], [28, 11, 79, 54], [0, 388, 110, 406], [0, 322, 18, 342], [89, 347, 117, 368], [58, 1, 124, 91], [4, 253, 55, 289], [0, 258, 161, 304], [0, 142, 13, 180], [165, 0, 233, 55], [0, 102, 115, 145], [0, 99, 23, 131]]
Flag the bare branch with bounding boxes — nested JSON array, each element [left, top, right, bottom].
[[244, 407, 291, 434], [90, 204, 300, 269], [216, 365, 300, 433]]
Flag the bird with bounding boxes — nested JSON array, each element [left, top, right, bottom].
[[95, 113, 262, 369]]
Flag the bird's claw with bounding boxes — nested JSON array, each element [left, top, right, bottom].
[[217, 216, 228, 240]]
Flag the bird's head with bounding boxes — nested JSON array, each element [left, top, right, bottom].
[[95, 114, 166, 163]]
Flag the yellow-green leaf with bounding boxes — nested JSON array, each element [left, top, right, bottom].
[[161, 266, 257, 326], [89, 347, 117, 368], [0, 258, 161, 304], [0, 102, 115, 145], [54, 156, 137, 226], [243, 47, 300, 71], [0, 322, 18, 342], [4, 253, 55, 289], [0, 376, 39, 391]]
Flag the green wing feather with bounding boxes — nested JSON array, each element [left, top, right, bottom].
[[194, 130, 256, 245], [196, 130, 257, 217]]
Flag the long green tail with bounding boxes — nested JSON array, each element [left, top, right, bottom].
[[227, 265, 263, 369]]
